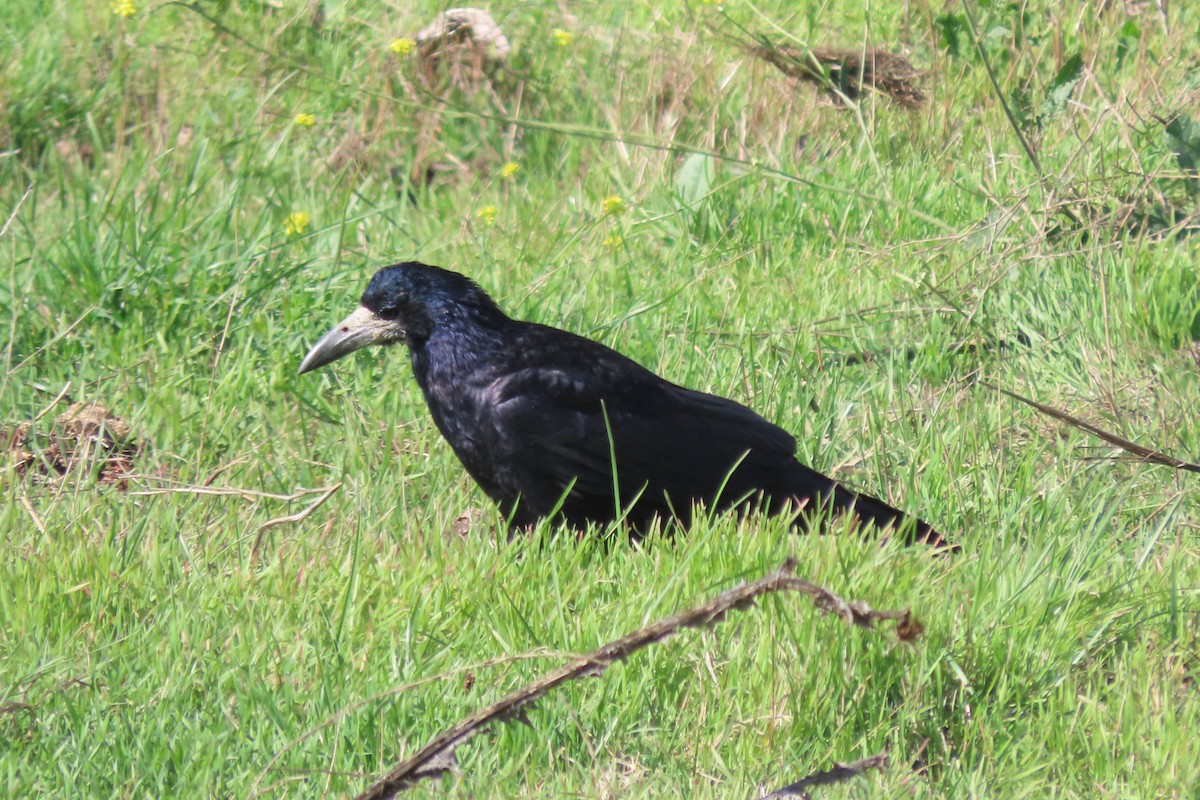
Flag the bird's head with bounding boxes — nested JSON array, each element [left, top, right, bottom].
[[298, 261, 498, 374]]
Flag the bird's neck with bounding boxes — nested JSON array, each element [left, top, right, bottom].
[[407, 310, 513, 461], [409, 308, 511, 389]]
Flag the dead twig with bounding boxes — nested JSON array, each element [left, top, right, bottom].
[[19, 497, 46, 535], [985, 382, 1200, 473], [0, 183, 34, 238], [202, 455, 252, 487], [129, 482, 339, 502], [252, 481, 342, 558], [0, 700, 35, 717], [34, 382, 72, 422], [355, 559, 915, 800], [130, 480, 343, 560], [760, 752, 889, 799]]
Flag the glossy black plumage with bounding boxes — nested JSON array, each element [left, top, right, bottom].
[[300, 262, 948, 547]]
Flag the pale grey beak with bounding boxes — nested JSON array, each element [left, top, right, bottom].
[[298, 306, 400, 374]]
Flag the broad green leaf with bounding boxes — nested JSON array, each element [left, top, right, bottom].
[[1036, 52, 1084, 129]]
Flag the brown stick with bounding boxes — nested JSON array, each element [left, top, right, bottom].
[[252, 481, 342, 558], [759, 752, 889, 798], [129, 482, 341, 502], [985, 382, 1200, 473], [355, 559, 914, 800]]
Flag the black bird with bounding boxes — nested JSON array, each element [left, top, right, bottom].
[[299, 262, 948, 547]]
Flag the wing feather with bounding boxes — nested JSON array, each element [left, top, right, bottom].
[[483, 356, 805, 525]]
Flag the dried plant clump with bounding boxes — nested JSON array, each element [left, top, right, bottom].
[[6, 422, 34, 476], [55, 402, 133, 455], [55, 403, 138, 488], [5, 403, 139, 489], [751, 44, 926, 108], [414, 8, 511, 88], [392, 8, 515, 193]]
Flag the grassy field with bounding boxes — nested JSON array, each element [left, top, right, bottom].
[[3, 0, 1199, 796]]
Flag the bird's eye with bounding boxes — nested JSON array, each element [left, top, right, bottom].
[[377, 304, 401, 319]]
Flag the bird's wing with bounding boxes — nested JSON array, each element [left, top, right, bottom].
[[482, 354, 802, 514]]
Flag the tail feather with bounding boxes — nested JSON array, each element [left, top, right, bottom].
[[821, 482, 951, 549], [779, 462, 952, 549]]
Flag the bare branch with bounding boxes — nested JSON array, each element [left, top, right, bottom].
[[355, 559, 914, 800], [129, 482, 341, 502], [252, 482, 342, 558], [759, 752, 889, 799], [0, 183, 33, 238], [986, 382, 1200, 474]]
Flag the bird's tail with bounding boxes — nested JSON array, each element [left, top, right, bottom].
[[819, 481, 951, 549], [778, 463, 952, 549]]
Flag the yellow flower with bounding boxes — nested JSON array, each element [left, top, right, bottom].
[[552, 29, 574, 48], [110, 0, 136, 16], [499, 161, 520, 179], [475, 205, 498, 225], [284, 212, 311, 236], [601, 195, 625, 215], [389, 37, 416, 55], [293, 113, 316, 127], [602, 233, 624, 249]]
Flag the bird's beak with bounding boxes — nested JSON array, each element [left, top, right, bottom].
[[298, 306, 398, 374]]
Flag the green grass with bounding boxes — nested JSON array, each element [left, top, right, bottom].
[[2, 0, 1199, 797]]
